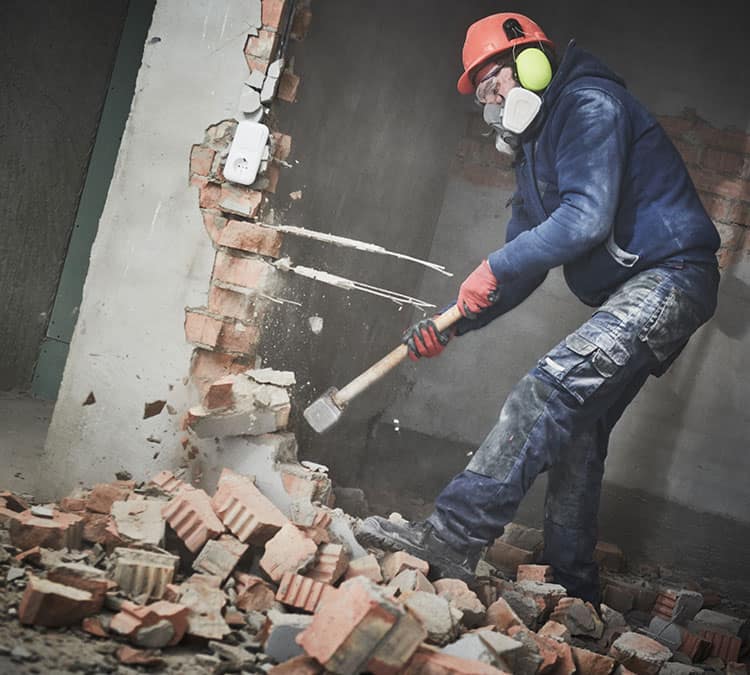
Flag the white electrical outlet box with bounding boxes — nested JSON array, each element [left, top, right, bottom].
[[223, 120, 269, 186]]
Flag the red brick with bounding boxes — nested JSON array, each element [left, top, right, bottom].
[[162, 486, 224, 553], [218, 220, 283, 257], [0, 490, 29, 511], [211, 467, 288, 544], [116, 646, 163, 667], [381, 551, 429, 582], [218, 184, 263, 218], [345, 553, 384, 584], [693, 125, 750, 154], [260, 522, 318, 582], [19, 576, 99, 627], [276, 571, 335, 612], [59, 496, 86, 512], [203, 375, 234, 411], [571, 646, 616, 675], [245, 29, 278, 60], [262, 0, 285, 29], [509, 625, 560, 673], [699, 191, 732, 222], [297, 576, 425, 674], [277, 70, 300, 103], [551, 597, 605, 639], [15, 546, 42, 566], [728, 200, 750, 226], [305, 543, 349, 585], [677, 631, 712, 662], [208, 285, 257, 320], [271, 132, 292, 161], [149, 470, 186, 495], [517, 564, 554, 583], [485, 596, 523, 632], [189, 349, 249, 397], [201, 208, 227, 242], [10, 510, 83, 551], [594, 541, 624, 572], [184, 308, 260, 354], [234, 573, 276, 612], [702, 147, 746, 175], [47, 563, 114, 606], [609, 632, 671, 675], [657, 114, 697, 138], [689, 166, 750, 201], [485, 539, 538, 575], [538, 619, 571, 642], [199, 181, 222, 208], [651, 590, 677, 621], [699, 629, 741, 663], [268, 656, 323, 675], [602, 584, 635, 614], [432, 578, 485, 627], [86, 481, 135, 514], [671, 138, 702, 167], [245, 55, 269, 77], [212, 250, 274, 289], [190, 144, 215, 177], [403, 645, 509, 674], [280, 464, 333, 505], [82, 616, 108, 637], [110, 600, 189, 646]]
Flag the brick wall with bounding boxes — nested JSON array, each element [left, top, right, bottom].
[[454, 108, 750, 271], [184, 0, 311, 396], [659, 109, 750, 269]]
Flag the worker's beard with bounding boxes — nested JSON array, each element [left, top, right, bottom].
[[483, 102, 519, 156]]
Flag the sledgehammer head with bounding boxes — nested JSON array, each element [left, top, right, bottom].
[[304, 388, 344, 433]]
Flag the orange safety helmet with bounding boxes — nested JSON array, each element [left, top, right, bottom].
[[457, 13, 554, 95]]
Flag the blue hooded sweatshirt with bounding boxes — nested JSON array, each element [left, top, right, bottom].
[[457, 42, 719, 334]]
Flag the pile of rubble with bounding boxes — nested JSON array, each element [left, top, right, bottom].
[[0, 471, 748, 675]]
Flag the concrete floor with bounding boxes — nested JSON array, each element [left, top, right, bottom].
[[0, 392, 54, 497]]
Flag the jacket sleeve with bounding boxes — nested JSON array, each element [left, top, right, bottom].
[[486, 88, 630, 285], [454, 192, 547, 335]]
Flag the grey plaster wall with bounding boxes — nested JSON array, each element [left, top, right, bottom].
[[0, 1, 128, 391], [41, 0, 265, 498]]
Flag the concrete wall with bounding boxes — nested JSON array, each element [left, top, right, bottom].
[[0, 1, 128, 390], [42, 0, 263, 497]]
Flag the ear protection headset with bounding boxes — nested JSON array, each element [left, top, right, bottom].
[[502, 18, 553, 92]]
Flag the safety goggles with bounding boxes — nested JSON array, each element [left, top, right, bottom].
[[474, 60, 512, 105]]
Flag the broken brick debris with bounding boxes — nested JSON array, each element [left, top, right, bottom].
[[111, 498, 166, 546], [47, 561, 115, 605], [433, 578, 485, 628], [404, 644, 510, 674], [9, 509, 83, 551], [110, 599, 189, 647], [594, 541, 625, 572], [86, 480, 135, 514], [389, 568, 435, 597], [178, 578, 231, 640], [276, 571, 335, 612], [161, 484, 224, 552], [110, 547, 179, 600], [344, 552, 383, 583], [235, 572, 277, 612], [260, 522, 318, 582], [149, 470, 186, 494], [305, 542, 349, 585], [297, 576, 426, 674], [381, 550, 430, 582], [609, 631, 672, 675], [211, 467, 288, 544], [192, 533, 248, 581], [516, 563, 554, 583], [19, 576, 100, 627]]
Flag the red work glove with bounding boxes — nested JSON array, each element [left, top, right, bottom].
[[457, 260, 500, 319], [403, 317, 454, 361]]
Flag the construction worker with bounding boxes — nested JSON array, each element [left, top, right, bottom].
[[357, 13, 720, 604]]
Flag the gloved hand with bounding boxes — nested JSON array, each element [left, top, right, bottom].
[[403, 317, 454, 361], [457, 260, 500, 319]]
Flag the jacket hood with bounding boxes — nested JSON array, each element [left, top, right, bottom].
[[519, 41, 626, 141]]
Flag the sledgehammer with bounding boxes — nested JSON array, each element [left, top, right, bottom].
[[304, 304, 463, 433]]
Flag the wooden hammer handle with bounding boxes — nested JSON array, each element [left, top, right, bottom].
[[333, 304, 464, 408]]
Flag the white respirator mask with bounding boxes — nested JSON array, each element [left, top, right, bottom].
[[483, 87, 542, 155]]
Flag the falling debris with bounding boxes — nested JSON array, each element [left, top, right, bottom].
[[289, 190, 302, 200], [83, 392, 96, 406], [143, 400, 167, 419], [308, 315, 323, 334], [273, 258, 436, 310], [263, 223, 453, 276], [393, 418, 400, 432]]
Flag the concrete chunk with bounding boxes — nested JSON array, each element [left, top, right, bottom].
[[110, 547, 179, 600], [111, 499, 166, 545]]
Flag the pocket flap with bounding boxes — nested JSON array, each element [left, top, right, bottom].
[[565, 333, 596, 356], [572, 324, 630, 365]]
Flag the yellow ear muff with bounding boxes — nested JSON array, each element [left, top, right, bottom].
[[515, 47, 552, 92]]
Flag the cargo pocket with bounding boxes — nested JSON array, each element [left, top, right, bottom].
[[639, 285, 705, 362], [539, 322, 630, 404]]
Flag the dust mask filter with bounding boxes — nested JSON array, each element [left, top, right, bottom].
[[483, 102, 516, 156], [502, 87, 542, 134]]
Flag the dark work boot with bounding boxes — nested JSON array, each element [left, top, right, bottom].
[[355, 516, 480, 582]]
